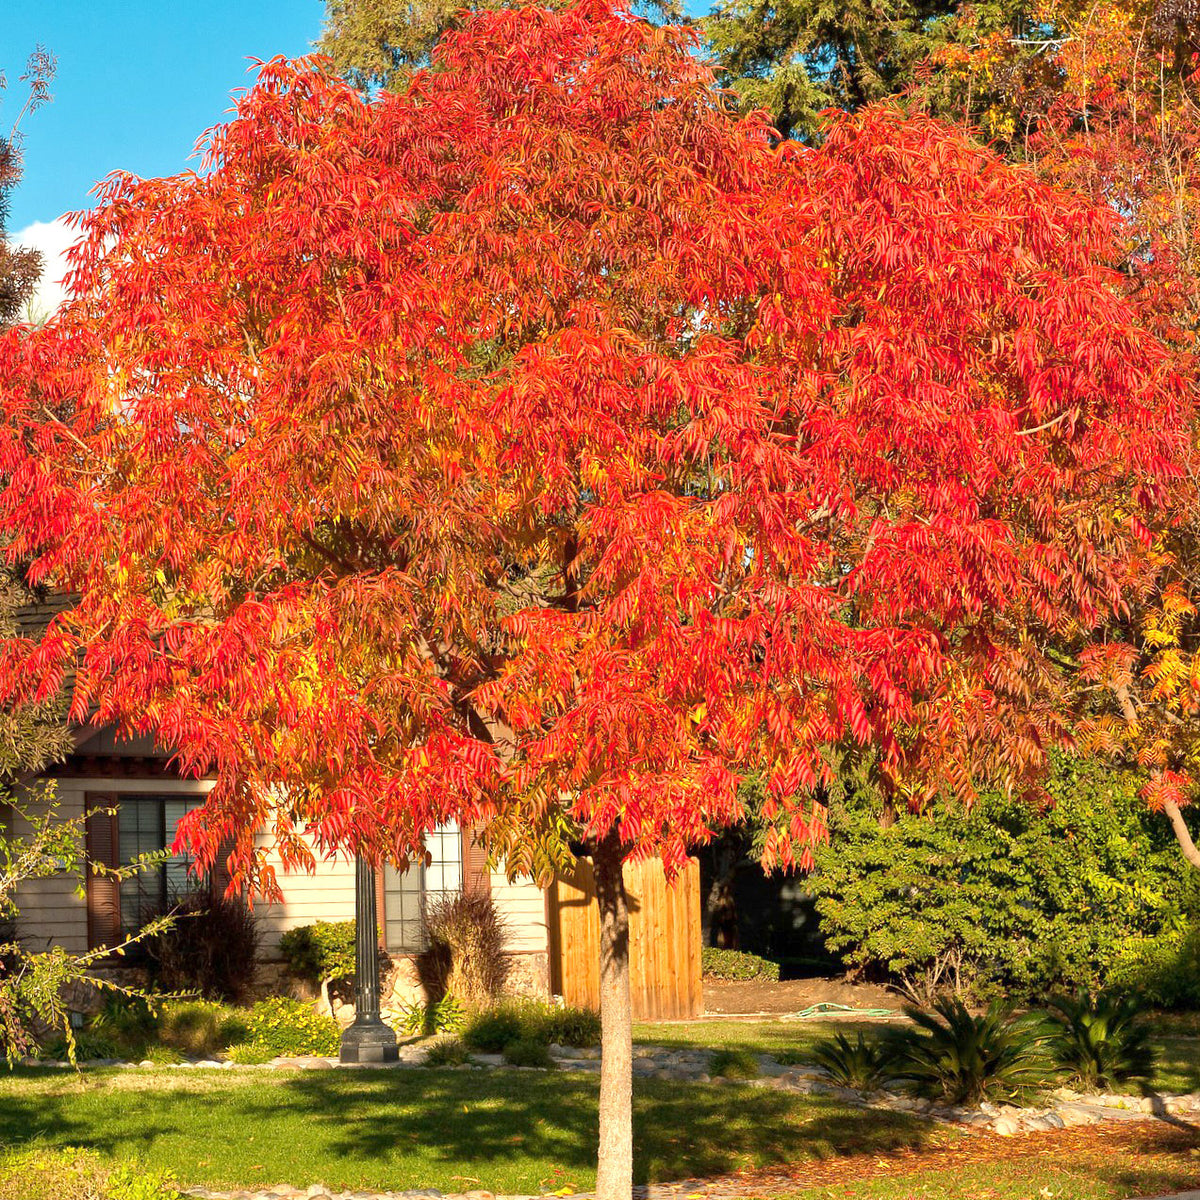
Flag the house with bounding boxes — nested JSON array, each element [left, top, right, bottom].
[[11, 604, 701, 1018]]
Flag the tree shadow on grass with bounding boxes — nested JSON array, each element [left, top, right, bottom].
[[0, 1068, 941, 1192]]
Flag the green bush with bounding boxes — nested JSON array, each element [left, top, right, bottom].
[[423, 1037, 469, 1067], [810, 753, 1200, 1004], [1046, 990, 1156, 1090], [537, 1005, 601, 1047], [709, 1048, 761, 1079], [812, 1031, 896, 1093], [388, 993, 465, 1037], [461, 1003, 526, 1052], [224, 1041, 277, 1065], [1107, 925, 1200, 1010], [240, 996, 340, 1057], [891, 997, 1052, 1105], [460, 999, 599, 1051], [701, 948, 781, 982], [503, 1036, 555, 1069], [157, 999, 244, 1058], [278, 920, 357, 985]]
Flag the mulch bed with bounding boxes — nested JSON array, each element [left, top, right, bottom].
[[640, 1119, 1200, 1199]]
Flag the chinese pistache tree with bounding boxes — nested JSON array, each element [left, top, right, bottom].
[[0, 3, 1188, 1193]]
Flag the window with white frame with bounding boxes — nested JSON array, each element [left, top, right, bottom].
[[381, 821, 463, 953]]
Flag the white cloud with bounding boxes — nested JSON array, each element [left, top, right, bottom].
[[9, 217, 79, 319]]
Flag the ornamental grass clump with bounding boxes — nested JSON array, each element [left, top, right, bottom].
[[420, 892, 510, 1010], [891, 997, 1053, 1105], [1045, 989, 1156, 1091]]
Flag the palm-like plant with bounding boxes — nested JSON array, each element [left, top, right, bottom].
[[811, 1030, 898, 1093], [1045, 990, 1155, 1091], [891, 997, 1052, 1106]]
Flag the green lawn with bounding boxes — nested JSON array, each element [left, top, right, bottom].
[[0, 1067, 937, 1194], [636, 1017, 1200, 1096], [634, 1018, 889, 1064]]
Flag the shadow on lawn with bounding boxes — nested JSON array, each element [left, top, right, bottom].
[[0, 1069, 939, 1189]]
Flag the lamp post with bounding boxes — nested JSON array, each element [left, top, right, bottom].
[[339, 854, 399, 1064]]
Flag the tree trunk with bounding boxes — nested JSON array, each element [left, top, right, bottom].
[[592, 829, 633, 1200], [1164, 798, 1200, 871]]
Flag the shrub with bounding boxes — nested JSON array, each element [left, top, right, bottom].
[[461, 1002, 526, 1052], [423, 1037, 469, 1067], [157, 999, 241, 1058], [890, 997, 1052, 1105], [701, 948, 780, 982], [391, 992, 466, 1037], [141, 891, 260, 1003], [88, 995, 159, 1059], [1107, 925, 1200, 1010], [709, 1048, 761, 1079], [240, 996, 340, 1057], [537, 1005, 601, 1047], [278, 920, 357, 985], [1046, 990, 1156, 1090], [810, 754, 1200, 1003], [812, 1031, 897, 1093], [419, 892, 510, 1009], [503, 1036, 555, 1069], [459, 999, 598, 1051]]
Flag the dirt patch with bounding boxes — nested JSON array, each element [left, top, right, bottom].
[[703, 976, 900, 1017]]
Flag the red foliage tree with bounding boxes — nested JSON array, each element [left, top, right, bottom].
[[0, 3, 1187, 1192]]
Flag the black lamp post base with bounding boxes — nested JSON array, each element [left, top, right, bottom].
[[339, 1017, 399, 1064]]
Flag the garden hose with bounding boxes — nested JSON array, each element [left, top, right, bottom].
[[783, 1002, 895, 1020]]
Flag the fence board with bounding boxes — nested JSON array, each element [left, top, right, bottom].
[[549, 856, 702, 1020]]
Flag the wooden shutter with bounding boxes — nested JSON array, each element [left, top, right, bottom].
[[461, 824, 491, 897], [85, 792, 121, 951], [209, 838, 236, 900]]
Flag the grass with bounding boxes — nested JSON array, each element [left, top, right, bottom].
[[0, 1066, 937, 1194], [636, 1017, 1200, 1096], [634, 1018, 891, 1064]]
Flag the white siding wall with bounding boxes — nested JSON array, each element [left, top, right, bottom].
[[253, 846, 357, 952], [491, 867, 549, 955]]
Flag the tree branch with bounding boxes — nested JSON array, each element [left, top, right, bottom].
[[1163, 797, 1200, 870]]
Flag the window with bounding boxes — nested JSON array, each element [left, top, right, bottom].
[[382, 821, 463, 953], [116, 794, 203, 932]]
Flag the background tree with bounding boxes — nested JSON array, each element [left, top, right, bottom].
[[320, 0, 677, 91], [914, 1, 1200, 872], [0, 4, 1188, 1195]]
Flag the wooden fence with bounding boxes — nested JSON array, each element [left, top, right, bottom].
[[548, 856, 702, 1020]]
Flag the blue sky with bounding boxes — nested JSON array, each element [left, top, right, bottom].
[[6, 2, 327, 231]]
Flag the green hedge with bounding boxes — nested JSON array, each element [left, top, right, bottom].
[[809, 752, 1200, 1005], [701, 948, 781, 981]]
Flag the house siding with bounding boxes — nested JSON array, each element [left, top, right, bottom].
[[490, 868, 549, 955]]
